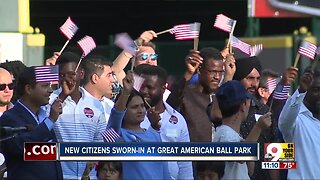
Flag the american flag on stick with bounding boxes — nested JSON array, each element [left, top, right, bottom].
[[298, 40, 317, 59], [172, 22, 200, 40], [230, 35, 251, 55], [77, 35, 96, 57], [101, 128, 120, 142], [34, 65, 59, 83], [59, 17, 78, 40], [213, 14, 236, 33], [133, 73, 145, 92], [114, 33, 137, 56], [265, 78, 278, 93], [273, 85, 291, 100]]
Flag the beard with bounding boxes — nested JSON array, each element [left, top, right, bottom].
[[149, 95, 162, 107]]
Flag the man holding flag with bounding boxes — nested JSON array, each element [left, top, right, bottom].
[[48, 52, 107, 179], [0, 66, 62, 180]]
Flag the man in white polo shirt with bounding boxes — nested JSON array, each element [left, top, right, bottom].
[[81, 55, 115, 123], [48, 52, 107, 179]]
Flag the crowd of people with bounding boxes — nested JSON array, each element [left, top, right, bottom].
[[0, 29, 319, 180]]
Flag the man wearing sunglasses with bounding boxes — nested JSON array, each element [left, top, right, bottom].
[[0, 67, 14, 179], [135, 42, 158, 66], [112, 30, 157, 86], [0, 68, 14, 116]]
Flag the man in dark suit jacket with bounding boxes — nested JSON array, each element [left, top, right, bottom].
[[0, 67, 63, 180]]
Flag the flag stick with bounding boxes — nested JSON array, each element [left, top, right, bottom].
[[156, 28, 172, 36], [268, 98, 274, 112], [293, 54, 301, 68], [75, 54, 84, 72], [59, 40, 70, 54], [227, 20, 237, 54], [144, 98, 152, 108], [131, 56, 136, 71], [193, 37, 199, 51]]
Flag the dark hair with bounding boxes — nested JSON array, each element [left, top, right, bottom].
[[16, 67, 36, 98], [96, 161, 122, 178], [196, 161, 225, 179], [56, 51, 81, 69], [115, 89, 145, 107], [134, 64, 167, 86], [81, 55, 113, 85], [199, 47, 223, 69], [217, 98, 246, 118], [0, 60, 27, 81], [259, 69, 280, 88]]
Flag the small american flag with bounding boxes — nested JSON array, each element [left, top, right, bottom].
[[172, 22, 200, 40], [59, 17, 78, 40], [250, 44, 263, 57], [298, 40, 317, 59], [265, 78, 278, 93], [34, 65, 59, 83], [213, 14, 236, 33], [77, 35, 96, 57], [114, 33, 137, 55], [133, 73, 145, 92], [101, 128, 120, 142], [273, 85, 291, 100], [230, 35, 251, 55]]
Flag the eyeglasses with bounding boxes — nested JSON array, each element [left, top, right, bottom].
[[139, 53, 158, 61], [0, 83, 14, 91]]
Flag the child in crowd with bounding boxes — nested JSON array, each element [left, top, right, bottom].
[[82, 161, 122, 180], [196, 161, 225, 180]]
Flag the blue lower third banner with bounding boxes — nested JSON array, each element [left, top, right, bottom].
[[58, 142, 259, 161]]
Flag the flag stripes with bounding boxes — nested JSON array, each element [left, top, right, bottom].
[[34, 65, 59, 83], [59, 17, 78, 40]]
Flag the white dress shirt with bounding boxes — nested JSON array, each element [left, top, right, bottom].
[[279, 89, 320, 179]]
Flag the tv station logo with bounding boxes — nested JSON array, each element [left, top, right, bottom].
[[24, 142, 57, 161], [262, 143, 296, 169]]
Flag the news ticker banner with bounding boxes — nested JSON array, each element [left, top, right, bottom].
[[24, 142, 258, 161], [262, 143, 297, 170]]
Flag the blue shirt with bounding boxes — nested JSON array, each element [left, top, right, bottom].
[[17, 100, 54, 130], [108, 107, 171, 180]]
